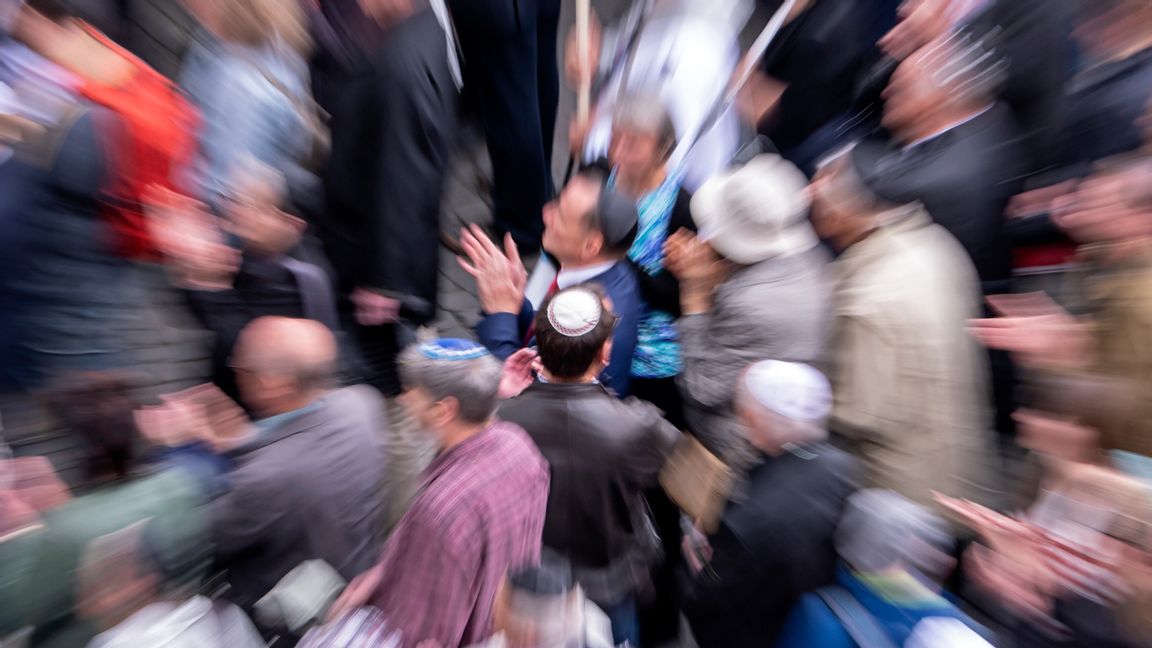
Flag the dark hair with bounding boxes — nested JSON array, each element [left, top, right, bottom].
[[571, 169, 639, 257], [534, 285, 617, 380], [50, 374, 139, 482], [574, 168, 607, 236]]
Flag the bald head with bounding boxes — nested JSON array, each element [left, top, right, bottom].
[[233, 317, 338, 416]]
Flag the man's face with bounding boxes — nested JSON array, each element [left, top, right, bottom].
[[359, 0, 414, 26], [224, 181, 301, 259], [229, 347, 271, 417], [542, 177, 602, 265], [807, 167, 851, 245], [609, 126, 666, 183], [1056, 170, 1151, 245], [881, 59, 934, 140], [397, 385, 448, 436]]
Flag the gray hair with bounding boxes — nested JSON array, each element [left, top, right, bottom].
[[915, 27, 1008, 108], [612, 94, 678, 160], [836, 490, 955, 582], [397, 345, 503, 424], [814, 145, 895, 215]]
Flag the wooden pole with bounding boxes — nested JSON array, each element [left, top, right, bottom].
[[575, 0, 591, 128]]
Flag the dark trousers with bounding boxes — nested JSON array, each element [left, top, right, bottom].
[[631, 376, 687, 643], [447, 0, 561, 252]]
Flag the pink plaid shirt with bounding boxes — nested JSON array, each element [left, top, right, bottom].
[[369, 421, 550, 647]]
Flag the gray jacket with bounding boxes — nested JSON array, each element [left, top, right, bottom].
[[212, 386, 387, 611], [678, 245, 833, 464]]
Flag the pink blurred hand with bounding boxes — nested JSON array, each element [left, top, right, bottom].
[[326, 563, 385, 623], [458, 225, 527, 315], [498, 348, 539, 399], [969, 293, 1093, 370], [145, 184, 239, 290]]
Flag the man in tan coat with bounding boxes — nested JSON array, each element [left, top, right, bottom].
[[809, 149, 999, 507]]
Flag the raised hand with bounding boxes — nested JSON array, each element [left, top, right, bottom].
[[458, 225, 527, 314], [145, 184, 239, 291], [498, 348, 539, 400], [969, 292, 1093, 370]]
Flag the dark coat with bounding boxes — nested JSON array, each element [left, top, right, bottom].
[[211, 386, 386, 611], [1054, 46, 1152, 177], [0, 106, 127, 391], [681, 442, 858, 648], [498, 382, 678, 604], [853, 104, 1027, 287], [184, 239, 340, 403], [317, 8, 458, 325]]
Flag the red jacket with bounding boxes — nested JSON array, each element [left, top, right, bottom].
[[76, 25, 199, 260]]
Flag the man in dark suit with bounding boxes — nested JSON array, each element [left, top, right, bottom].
[[462, 169, 642, 396], [856, 31, 1027, 292], [316, 0, 458, 398], [446, 0, 560, 253]]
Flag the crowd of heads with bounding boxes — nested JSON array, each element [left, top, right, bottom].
[[5, 0, 1152, 645]]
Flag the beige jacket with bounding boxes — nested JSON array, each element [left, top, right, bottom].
[[827, 206, 998, 506]]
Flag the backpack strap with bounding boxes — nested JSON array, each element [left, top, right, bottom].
[[815, 585, 900, 648]]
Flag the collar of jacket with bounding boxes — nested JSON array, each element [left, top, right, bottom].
[[834, 203, 933, 269], [519, 380, 613, 399], [226, 398, 327, 457]]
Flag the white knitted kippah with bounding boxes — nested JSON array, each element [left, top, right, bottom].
[[744, 360, 832, 422], [546, 288, 603, 337]]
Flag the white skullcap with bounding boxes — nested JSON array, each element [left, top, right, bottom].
[[905, 618, 994, 648], [546, 288, 603, 338], [743, 360, 832, 422]]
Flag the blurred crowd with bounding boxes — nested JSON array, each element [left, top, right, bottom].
[[3, 0, 1152, 646]]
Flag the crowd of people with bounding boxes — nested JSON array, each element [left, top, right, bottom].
[[3, 0, 1152, 646]]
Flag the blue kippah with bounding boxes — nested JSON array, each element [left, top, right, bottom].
[[418, 338, 491, 361]]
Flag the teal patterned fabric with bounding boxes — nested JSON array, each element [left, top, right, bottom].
[[610, 170, 683, 379]]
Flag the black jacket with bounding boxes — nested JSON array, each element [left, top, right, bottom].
[[317, 8, 458, 325], [853, 104, 1027, 287], [681, 442, 858, 648], [498, 382, 679, 603]]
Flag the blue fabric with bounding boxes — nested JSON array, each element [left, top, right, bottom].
[[775, 568, 993, 648], [609, 171, 684, 380], [179, 32, 312, 203], [476, 261, 641, 397], [0, 107, 130, 390], [602, 595, 639, 647], [419, 338, 490, 360], [148, 441, 233, 498], [252, 400, 323, 438]]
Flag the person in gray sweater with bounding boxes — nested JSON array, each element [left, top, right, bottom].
[[665, 154, 833, 467]]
